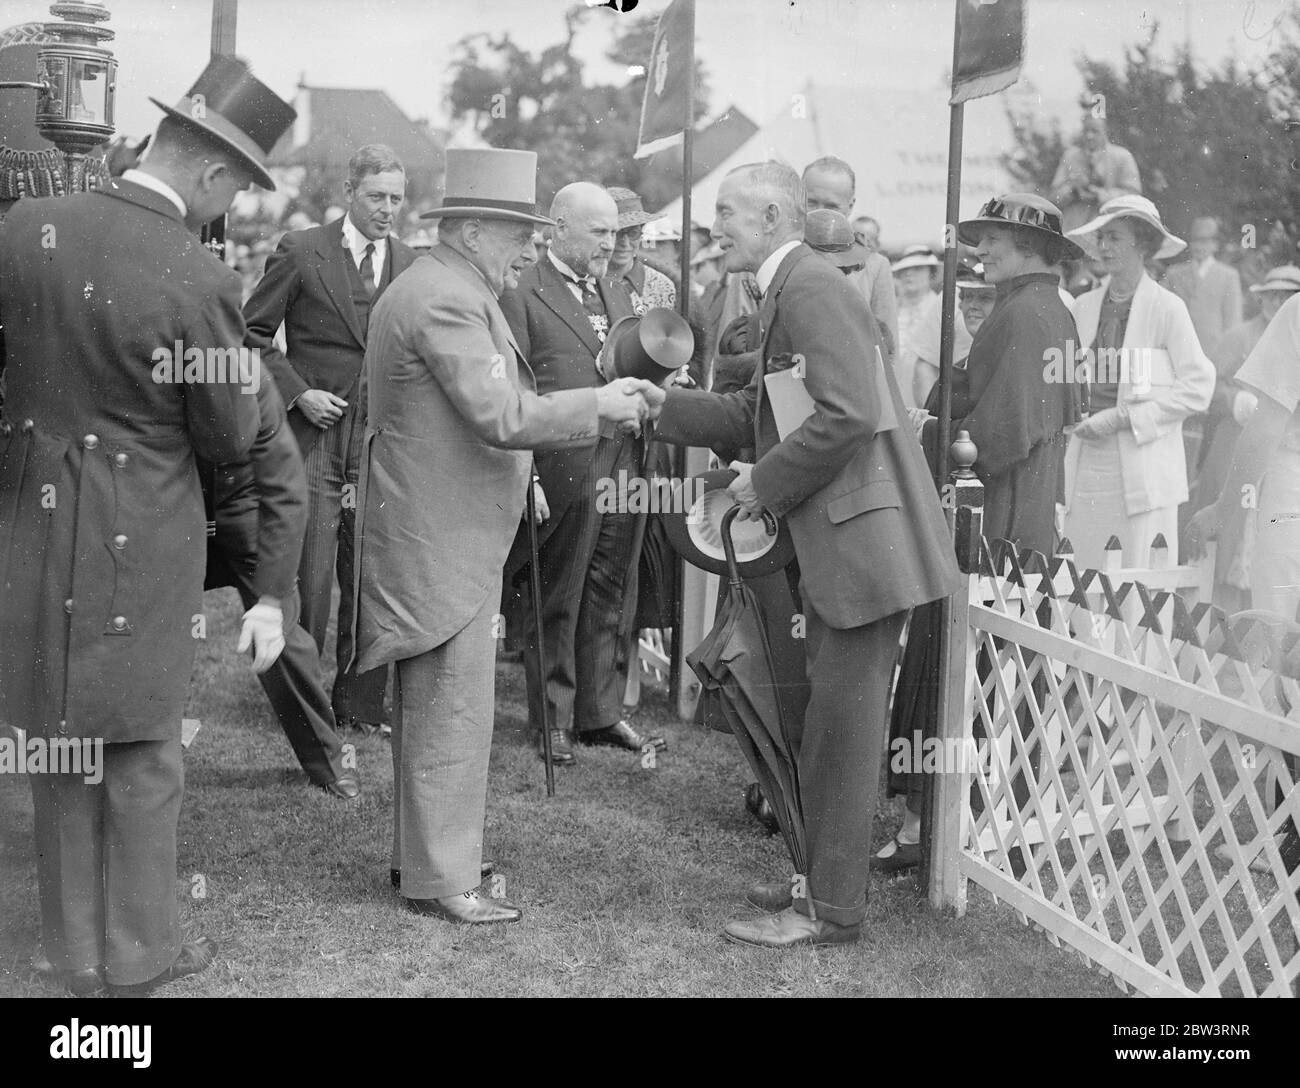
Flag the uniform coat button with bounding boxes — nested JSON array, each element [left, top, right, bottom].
[[82, 434, 99, 450], [112, 534, 128, 549], [113, 452, 128, 467], [22, 419, 34, 432], [111, 616, 128, 631], [64, 598, 73, 613]]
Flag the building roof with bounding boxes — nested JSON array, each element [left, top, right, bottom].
[[268, 83, 444, 171], [640, 104, 757, 210]]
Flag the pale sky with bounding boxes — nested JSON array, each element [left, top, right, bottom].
[[6, 0, 1292, 141]]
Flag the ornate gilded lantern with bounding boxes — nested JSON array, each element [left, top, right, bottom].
[[0, 1, 116, 201]]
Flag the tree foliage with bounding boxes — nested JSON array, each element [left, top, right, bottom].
[[445, 3, 709, 206], [1006, 19, 1300, 273]]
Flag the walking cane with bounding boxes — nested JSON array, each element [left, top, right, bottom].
[[524, 477, 556, 797]]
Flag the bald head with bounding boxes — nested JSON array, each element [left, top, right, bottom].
[[549, 182, 619, 276]]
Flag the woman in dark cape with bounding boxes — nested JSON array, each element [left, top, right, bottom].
[[878, 196, 1083, 872]]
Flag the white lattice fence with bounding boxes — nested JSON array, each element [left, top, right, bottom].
[[931, 536, 1300, 998]]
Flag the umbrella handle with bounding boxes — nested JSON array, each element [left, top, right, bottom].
[[720, 505, 745, 588]]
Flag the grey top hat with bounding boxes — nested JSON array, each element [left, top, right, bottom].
[[420, 148, 555, 226]]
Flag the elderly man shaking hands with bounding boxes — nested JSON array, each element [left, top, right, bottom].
[[352, 149, 654, 925]]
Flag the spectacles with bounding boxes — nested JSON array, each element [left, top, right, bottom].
[[976, 197, 1063, 236], [617, 227, 644, 244]]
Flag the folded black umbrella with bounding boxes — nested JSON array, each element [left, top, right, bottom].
[[687, 506, 813, 912]]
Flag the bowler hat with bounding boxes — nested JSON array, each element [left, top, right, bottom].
[[664, 470, 796, 578], [598, 309, 694, 384], [420, 148, 554, 226], [959, 193, 1085, 261], [149, 56, 295, 192], [805, 208, 869, 270]]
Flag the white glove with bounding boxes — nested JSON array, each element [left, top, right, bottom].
[[906, 406, 933, 441], [1231, 390, 1258, 425], [238, 601, 285, 673]]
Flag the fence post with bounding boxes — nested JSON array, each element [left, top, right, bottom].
[[928, 430, 983, 914]]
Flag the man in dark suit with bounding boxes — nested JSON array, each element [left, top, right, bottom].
[[0, 57, 293, 994], [641, 162, 961, 948], [201, 371, 360, 800], [500, 182, 666, 764], [244, 144, 416, 733]]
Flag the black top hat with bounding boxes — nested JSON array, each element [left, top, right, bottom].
[[664, 469, 796, 579], [958, 192, 1084, 261], [149, 56, 296, 192], [598, 309, 694, 385]]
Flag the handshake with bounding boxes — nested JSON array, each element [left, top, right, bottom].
[[594, 377, 667, 437]]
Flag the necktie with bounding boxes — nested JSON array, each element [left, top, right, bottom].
[[359, 243, 376, 299], [577, 276, 609, 343]]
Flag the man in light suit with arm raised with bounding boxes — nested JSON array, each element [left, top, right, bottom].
[[352, 149, 655, 924], [640, 162, 961, 948]]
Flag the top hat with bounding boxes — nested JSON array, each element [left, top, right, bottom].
[[959, 192, 1085, 261], [890, 243, 942, 273], [607, 186, 664, 231], [1250, 264, 1300, 294], [1067, 194, 1184, 261], [149, 56, 296, 192], [663, 469, 796, 579], [420, 148, 554, 226], [804, 208, 869, 270], [598, 309, 695, 384]]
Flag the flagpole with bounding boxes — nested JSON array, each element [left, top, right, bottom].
[[669, 0, 695, 712], [922, 0, 967, 892]]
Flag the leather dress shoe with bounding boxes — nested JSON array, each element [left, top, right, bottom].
[[724, 907, 860, 948], [391, 861, 495, 890], [577, 720, 666, 752], [406, 889, 521, 924], [537, 729, 575, 765], [869, 835, 920, 874], [745, 880, 794, 912], [320, 773, 361, 800], [107, 937, 217, 996]]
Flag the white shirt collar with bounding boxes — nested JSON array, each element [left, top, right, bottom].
[[756, 239, 802, 297], [549, 250, 591, 285], [341, 214, 387, 275], [120, 169, 187, 218]]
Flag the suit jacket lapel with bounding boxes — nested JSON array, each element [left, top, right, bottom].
[[535, 257, 603, 359], [377, 238, 415, 302], [315, 217, 366, 349], [755, 244, 811, 427]]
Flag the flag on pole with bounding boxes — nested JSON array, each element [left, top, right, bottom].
[[633, 0, 694, 159], [950, 0, 1025, 105]]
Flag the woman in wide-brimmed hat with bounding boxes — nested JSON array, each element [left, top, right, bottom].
[[880, 197, 1082, 873], [606, 187, 680, 311], [1061, 194, 1215, 569], [890, 243, 967, 409]]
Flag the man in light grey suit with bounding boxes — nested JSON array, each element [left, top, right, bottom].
[[352, 149, 654, 924]]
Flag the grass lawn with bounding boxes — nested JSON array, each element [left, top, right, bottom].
[[0, 591, 1118, 998]]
